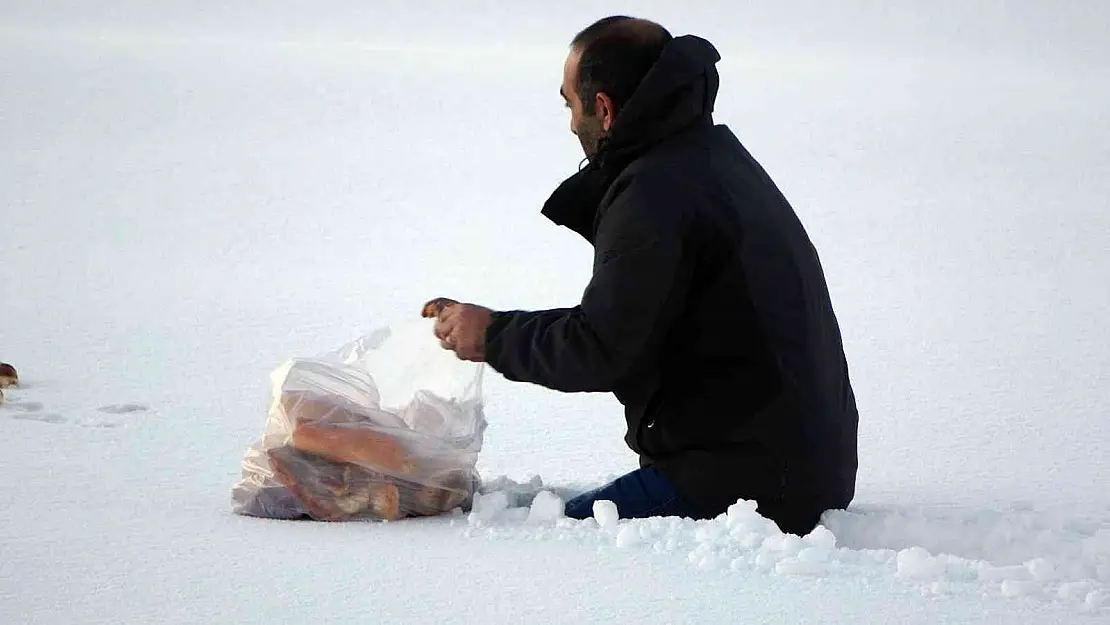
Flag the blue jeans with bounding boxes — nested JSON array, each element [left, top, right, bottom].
[[563, 466, 710, 520]]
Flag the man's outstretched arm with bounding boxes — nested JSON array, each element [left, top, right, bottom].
[[481, 179, 694, 392]]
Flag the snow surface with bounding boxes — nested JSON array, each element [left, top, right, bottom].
[[2, 1, 1109, 623]]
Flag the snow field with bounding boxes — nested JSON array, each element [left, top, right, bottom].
[[3, 2, 1110, 623], [460, 477, 1110, 612]]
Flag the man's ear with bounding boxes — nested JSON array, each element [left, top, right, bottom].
[[595, 92, 616, 132]]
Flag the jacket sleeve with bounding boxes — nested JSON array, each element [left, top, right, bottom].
[[484, 178, 693, 392]]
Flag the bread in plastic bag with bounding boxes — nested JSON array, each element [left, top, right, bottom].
[[231, 321, 486, 521]]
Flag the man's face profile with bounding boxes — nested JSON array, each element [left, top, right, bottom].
[[561, 48, 608, 159]]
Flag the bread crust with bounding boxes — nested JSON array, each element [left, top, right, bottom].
[[420, 297, 458, 318], [291, 422, 415, 475]]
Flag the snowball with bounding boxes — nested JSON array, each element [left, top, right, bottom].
[[592, 500, 619, 530], [896, 547, 945, 581], [527, 490, 565, 523], [616, 524, 642, 549]]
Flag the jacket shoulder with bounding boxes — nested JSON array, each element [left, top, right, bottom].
[[614, 125, 729, 190]]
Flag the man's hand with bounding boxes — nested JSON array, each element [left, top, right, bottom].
[[421, 298, 493, 362]]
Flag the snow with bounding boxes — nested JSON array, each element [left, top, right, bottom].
[[896, 547, 946, 581], [458, 476, 1110, 609], [2, 1, 1109, 623], [592, 500, 620, 530], [527, 491, 566, 524]]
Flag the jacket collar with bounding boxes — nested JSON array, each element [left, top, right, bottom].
[[540, 163, 611, 244]]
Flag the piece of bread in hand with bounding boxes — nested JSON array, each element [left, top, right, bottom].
[[0, 363, 17, 389], [291, 422, 416, 475], [421, 297, 458, 319]]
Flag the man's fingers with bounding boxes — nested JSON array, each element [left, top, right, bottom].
[[437, 302, 461, 323], [434, 315, 458, 340]]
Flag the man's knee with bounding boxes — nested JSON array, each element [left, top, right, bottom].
[[561, 467, 707, 521], [563, 490, 600, 519]]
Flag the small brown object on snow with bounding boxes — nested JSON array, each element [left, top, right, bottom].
[[0, 363, 17, 389], [420, 297, 458, 319]]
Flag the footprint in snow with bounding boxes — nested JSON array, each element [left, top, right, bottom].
[[1, 397, 68, 423], [11, 412, 68, 424], [97, 403, 149, 415], [1, 386, 149, 427], [84, 403, 151, 427]]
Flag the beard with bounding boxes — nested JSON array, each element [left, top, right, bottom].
[[574, 113, 608, 160]]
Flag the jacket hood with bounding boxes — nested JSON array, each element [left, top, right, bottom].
[[541, 34, 722, 243], [595, 34, 721, 171]]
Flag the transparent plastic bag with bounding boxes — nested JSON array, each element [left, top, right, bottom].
[[231, 320, 486, 521]]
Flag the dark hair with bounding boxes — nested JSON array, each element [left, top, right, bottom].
[[571, 16, 672, 116]]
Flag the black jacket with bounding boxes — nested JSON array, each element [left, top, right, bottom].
[[485, 35, 858, 533]]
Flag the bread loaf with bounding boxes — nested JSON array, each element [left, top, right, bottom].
[[369, 483, 401, 520], [291, 422, 415, 475], [268, 446, 359, 521]]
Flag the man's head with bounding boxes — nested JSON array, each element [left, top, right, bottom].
[[560, 16, 672, 159]]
